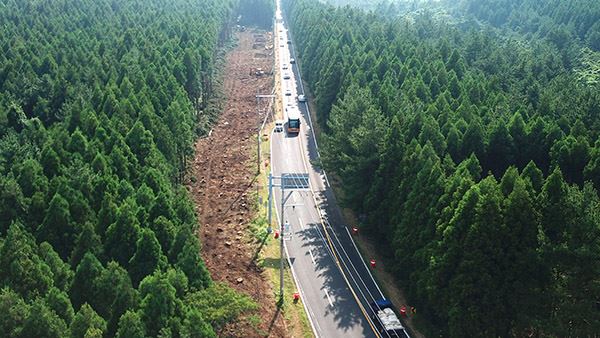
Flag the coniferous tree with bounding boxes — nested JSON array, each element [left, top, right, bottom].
[[69, 303, 106, 338], [21, 298, 68, 338], [95, 261, 137, 337], [70, 222, 103, 268], [176, 236, 211, 291], [70, 252, 104, 310], [38, 193, 73, 259], [115, 310, 146, 338], [129, 229, 167, 286], [105, 200, 142, 268], [39, 242, 73, 292], [0, 223, 53, 299], [45, 287, 75, 325], [138, 270, 181, 337], [0, 287, 29, 338]]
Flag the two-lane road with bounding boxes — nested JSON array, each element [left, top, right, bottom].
[[271, 2, 410, 337], [271, 128, 375, 338]]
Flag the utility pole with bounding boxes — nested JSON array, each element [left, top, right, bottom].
[[257, 121, 261, 174], [280, 184, 286, 298], [257, 90, 261, 174], [267, 173, 309, 300], [268, 172, 273, 231], [256, 94, 275, 175]]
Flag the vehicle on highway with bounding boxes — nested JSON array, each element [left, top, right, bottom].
[[283, 72, 291, 79], [285, 89, 292, 96], [286, 108, 301, 134], [290, 58, 296, 64], [282, 63, 288, 70], [370, 300, 410, 338], [287, 40, 291, 44], [298, 94, 306, 102], [280, 44, 284, 47], [275, 120, 284, 133]]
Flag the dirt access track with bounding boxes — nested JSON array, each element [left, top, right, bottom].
[[187, 30, 286, 337]]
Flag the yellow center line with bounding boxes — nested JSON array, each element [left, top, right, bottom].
[[295, 129, 381, 338]]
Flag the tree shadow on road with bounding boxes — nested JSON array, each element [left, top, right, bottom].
[[295, 224, 375, 337]]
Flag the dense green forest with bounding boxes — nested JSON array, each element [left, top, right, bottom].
[[284, 0, 600, 336], [457, 0, 600, 51], [238, 0, 275, 29], [0, 0, 259, 337]]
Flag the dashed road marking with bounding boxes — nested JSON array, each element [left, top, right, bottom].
[[324, 288, 334, 307]]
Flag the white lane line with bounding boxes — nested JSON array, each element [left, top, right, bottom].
[[287, 30, 332, 188], [309, 249, 316, 265], [298, 216, 304, 230], [314, 225, 335, 258], [345, 227, 385, 298], [324, 288, 334, 307], [271, 109, 321, 337]]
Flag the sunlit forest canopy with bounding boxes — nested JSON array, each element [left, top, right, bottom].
[[284, 0, 600, 336], [0, 0, 257, 337]]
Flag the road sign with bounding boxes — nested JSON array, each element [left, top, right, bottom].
[[283, 221, 292, 240], [281, 173, 310, 190]]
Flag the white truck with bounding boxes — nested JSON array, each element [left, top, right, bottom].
[[370, 299, 410, 338]]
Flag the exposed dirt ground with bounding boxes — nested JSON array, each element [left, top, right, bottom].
[[187, 30, 286, 337]]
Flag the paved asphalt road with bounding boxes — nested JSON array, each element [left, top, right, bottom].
[[269, 3, 409, 338]]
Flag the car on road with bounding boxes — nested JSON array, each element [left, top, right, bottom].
[[280, 44, 284, 47], [290, 58, 295, 64], [282, 63, 288, 70], [283, 72, 291, 79], [287, 40, 291, 44], [285, 89, 292, 96], [298, 94, 306, 102], [274, 120, 284, 132], [370, 300, 410, 338]]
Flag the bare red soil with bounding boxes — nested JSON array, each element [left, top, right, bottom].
[[186, 30, 285, 337]]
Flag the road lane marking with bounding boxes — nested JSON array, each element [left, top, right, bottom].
[[274, 7, 381, 337], [309, 249, 316, 265], [294, 122, 382, 337], [298, 216, 304, 230], [328, 224, 382, 318], [324, 288, 334, 307], [314, 226, 335, 258], [345, 226, 385, 298], [271, 117, 321, 337]]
